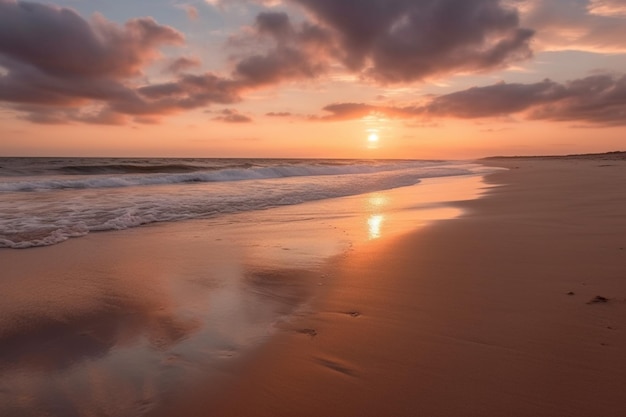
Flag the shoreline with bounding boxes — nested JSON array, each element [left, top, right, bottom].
[[165, 154, 626, 417]]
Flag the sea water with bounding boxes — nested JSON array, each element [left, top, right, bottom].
[[0, 157, 494, 248]]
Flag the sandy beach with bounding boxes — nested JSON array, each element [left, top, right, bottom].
[[2, 154, 625, 417], [159, 153, 626, 417], [3, 1, 626, 416]]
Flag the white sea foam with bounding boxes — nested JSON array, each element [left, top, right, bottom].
[[0, 160, 444, 192], [0, 159, 495, 248]]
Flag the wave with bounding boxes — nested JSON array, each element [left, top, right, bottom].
[[0, 160, 441, 192], [58, 163, 220, 175], [0, 160, 498, 249]]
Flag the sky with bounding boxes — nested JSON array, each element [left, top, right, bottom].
[[0, 0, 625, 159]]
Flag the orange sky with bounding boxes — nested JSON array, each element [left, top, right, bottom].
[[1, 0, 625, 159]]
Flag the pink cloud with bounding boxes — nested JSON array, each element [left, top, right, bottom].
[[164, 56, 202, 74], [184, 5, 199, 20], [317, 73, 626, 126], [519, 0, 626, 52], [213, 108, 253, 123]]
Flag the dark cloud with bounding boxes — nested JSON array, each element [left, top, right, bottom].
[[232, 12, 333, 86], [256, 11, 293, 39], [423, 79, 563, 118], [166, 56, 202, 74], [0, 1, 183, 78], [289, 0, 534, 82], [525, 74, 626, 125], [15, 104, 128, 125], [228, 1, 533, 85], [132, 73, 241, 112], [213, 108, 253, 123], [0, 1, 243, 124], [266, 111, 292, 117], [317, 74, 626, 125], [318, 103, 379, 120], [234, 48, 323, 85]]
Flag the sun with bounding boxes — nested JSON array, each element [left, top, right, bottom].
[[367, 132, 379, 143]]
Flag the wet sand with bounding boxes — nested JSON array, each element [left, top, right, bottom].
[[161, 154, 626, 417]]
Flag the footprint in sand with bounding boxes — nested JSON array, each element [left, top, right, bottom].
[[314, 357, 357, 377], [587, 295, 610, 304], [296, 328, 318, 337]]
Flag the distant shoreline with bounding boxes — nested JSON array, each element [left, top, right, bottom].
[[482, 150, 626, 160]]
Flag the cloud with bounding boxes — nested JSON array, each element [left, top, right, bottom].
[[231, 12, 333, 86], [14, 104, 129, 125], [184, 4, 199, 20], [317, 103, 378, 121], [0, 1, 183, 78], [288, 0, 534, 82], [518, 0, 626, 52], [7, 0, 622, 128], [423, 79, 562, 118], [0, 0, 539, 126], [524, 73, 626, 124], [213, 108, 253, 123], [0, 1, 244, 124], [125, 73, 242, 112], [266, 111, 292, 116], [317, 73, 626, 125], [165, 56, 202, 74], [588, 0, 626, 16], [0, 3, 335, 124], [228, 0, 535, 87]]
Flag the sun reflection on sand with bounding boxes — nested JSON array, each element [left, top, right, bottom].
[[365, 193, 390, 239], [367, 214, 385, 239], [367, 193, 388, 210]]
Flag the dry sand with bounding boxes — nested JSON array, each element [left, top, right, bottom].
[[156, 154, 626, 417]]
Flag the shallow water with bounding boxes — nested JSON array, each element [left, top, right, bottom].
[[0, 157, 495, 248]]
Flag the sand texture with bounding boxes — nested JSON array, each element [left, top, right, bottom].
[[158, 155, 626, 417]]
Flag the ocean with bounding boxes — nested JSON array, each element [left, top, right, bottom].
[[0, 157, 493, 249]]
